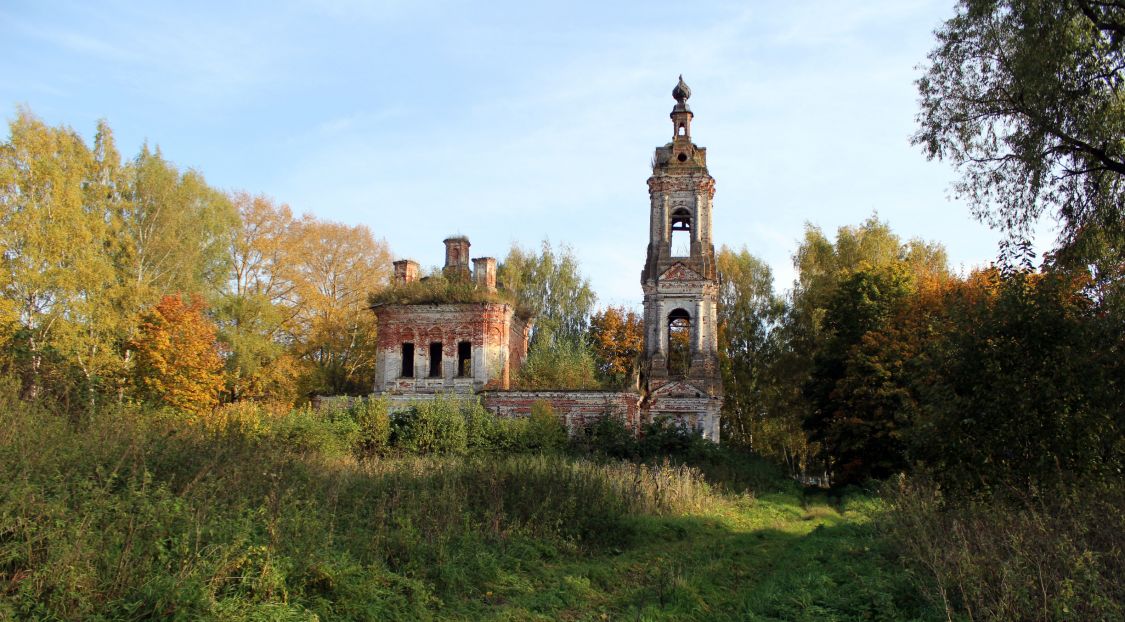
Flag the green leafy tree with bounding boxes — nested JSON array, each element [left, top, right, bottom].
[[804, 265, 916, 484], [107, 140, 237, 405], [915, 0, 1125, 265], [119, 145, 237, 300], [907, 268, 1124, 493], [767, 216, 947, 478], [516, 338, 601, 390], [289, 218, 391, 396], [498, 239, 596, 348], [716, 246, 783, 448]]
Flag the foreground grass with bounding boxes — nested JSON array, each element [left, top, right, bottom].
[[484, 492, 930, 621], [0, 405, 937, 621]]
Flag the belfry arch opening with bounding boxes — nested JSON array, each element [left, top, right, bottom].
[[667, 308, 691, 377], [670, 208, 692, 257]]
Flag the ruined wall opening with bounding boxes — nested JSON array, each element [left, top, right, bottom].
[[670, 208, 692, 257], [401, 343, 414, 377], [667, 308, 691, 377], [457, 341, 472, 377], [429, 342, 443, 377]]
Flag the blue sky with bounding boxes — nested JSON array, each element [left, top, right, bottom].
[[2, 0, 1056, 308]]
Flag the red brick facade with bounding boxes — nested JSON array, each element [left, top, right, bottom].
[[372, 303, 530, 393]]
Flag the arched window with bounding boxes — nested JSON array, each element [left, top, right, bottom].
[[667, 308, 691, 377], [670, 208, 692, 257], [678, 124, 686, 136]]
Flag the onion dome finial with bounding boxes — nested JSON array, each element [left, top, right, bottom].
[[672, 75, 691, 104]]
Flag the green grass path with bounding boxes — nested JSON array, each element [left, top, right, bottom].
[[448, 491, 935, 622]]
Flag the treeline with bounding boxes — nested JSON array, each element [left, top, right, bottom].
[[716, 216, 1124, 490], [0, 109, 390, 412], [0, 108, 621, 412]]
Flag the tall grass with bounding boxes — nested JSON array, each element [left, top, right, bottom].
[[0, 402, 715, 620], [883, 476, 1125, 622]]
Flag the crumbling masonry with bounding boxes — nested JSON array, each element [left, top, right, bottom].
[[639, 75, 723, 441], [371, 237, 531, 393], [370, 77, 723, 441]]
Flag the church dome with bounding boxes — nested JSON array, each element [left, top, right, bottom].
[[672, 75, 691, 104]]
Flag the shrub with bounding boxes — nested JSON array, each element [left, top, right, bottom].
[[524, 400, 567, 450], [391, 396, 468, 454], [351, 397, 390, 455], [270, 405, 360, 458], [487, 415, 530, 452], [462, 398, 500, 450], [639, 419, 712, 457], [205, 400, 288, 438], [573, 413, 638, 459]]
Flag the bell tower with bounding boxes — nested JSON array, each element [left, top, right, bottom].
[[640, 76, 722, 442]]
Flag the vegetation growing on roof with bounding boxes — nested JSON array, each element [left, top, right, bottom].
[[367, 273, 527, 316]]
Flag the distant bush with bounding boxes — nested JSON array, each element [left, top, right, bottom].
[[524, 400, 567, 451], [639, 419, 717, 458], [352, 396, 391, 455], [572, 413, 639, 459], [205, 399, 288, 438], [391, 395, 468, 454], [271, 404, 361, 458], [462, 398, 502, 449], [451, 397, 566, 453]]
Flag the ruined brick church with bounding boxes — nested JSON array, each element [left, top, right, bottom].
[[370, 77, 723, 441]]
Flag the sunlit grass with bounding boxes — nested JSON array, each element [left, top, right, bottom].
[[0, 402, 940, 621]]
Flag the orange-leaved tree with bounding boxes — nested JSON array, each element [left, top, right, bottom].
[[131, 294, 224, 414], [587, 306, 642, 387]]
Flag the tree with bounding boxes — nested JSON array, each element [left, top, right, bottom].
[[516, 338, 601, 390], [804, 265, 916, 484], [288, 218, 391, 396], [915, 0, 1125, 263], [131, 294, 224, 414], [117, 145, 237, 303], [214, 193, 300, 402], [0, 109, 112, 403], [905, 268, 1124, 493], [498, 239, 597, 348], [587, 306, 643, 388], [766, 216, 948, 478], [1, 110, 240, 409], [715, 246, 783, 448]]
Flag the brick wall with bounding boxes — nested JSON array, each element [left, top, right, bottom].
[[481, 390, 642, 433], [363, 390, 642, 434]]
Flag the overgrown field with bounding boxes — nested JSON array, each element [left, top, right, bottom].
[[0, 400, 945, 621]]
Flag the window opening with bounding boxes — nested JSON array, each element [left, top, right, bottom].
[[457, 341, 472, 377], [401, 343, 415, 377], [678, 124, 686, 136], [671, 208, 692, 257], [667, 309, 691, 377], [429, 342, 443, 377]]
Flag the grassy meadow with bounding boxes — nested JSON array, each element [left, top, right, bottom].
[[0, 397, 947, 621]]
